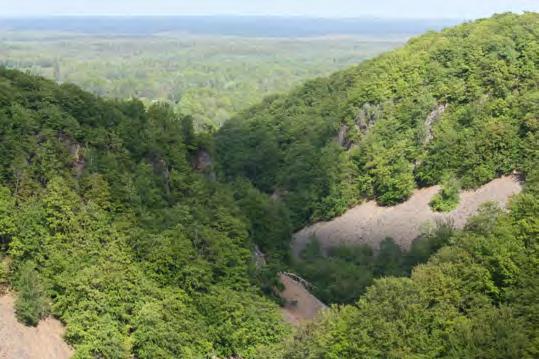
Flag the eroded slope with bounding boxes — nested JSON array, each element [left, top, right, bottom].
[[0, 293, 72, 359], [293, 175, 522, 256]]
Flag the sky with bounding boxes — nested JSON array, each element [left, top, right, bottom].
[[0, 0, 538, 19]]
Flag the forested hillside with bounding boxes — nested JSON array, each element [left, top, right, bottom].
[[0, 12, 537, 359], [217, 12, 538, 227], [214, 13, 538, 351], [0, 68, 290, 358]]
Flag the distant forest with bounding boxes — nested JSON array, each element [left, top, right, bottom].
[[0, 16, 457, 129], [0, 16, 459, 37], [0, 35, 400, 129]]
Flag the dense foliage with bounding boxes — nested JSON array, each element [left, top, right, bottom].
[[216, 15, 539, 353], [0, 67, 289, 357], [217, 12, 538, 228], [296, 221, 454, 304]]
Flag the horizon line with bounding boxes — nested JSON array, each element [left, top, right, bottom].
[[0, 13, 477, 21]]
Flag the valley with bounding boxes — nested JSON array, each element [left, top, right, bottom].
[[0, 10, 536, 359]]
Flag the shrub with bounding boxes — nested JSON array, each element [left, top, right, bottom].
[[14, 262, 49, 326], [430, 175, 460, 212], [0, 257, 9, 293]]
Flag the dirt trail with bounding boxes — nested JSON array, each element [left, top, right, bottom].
[[293, 175, 522, 256], [278, 273, 327, 325], [0, 293, 73, 359]]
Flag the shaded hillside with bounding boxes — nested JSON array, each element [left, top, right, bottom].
[[0, 68, 290, 358], [216, 12, 538, 228]]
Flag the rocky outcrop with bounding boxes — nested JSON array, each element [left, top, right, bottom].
[[336, 124, 350, 148], [71, 143, 86, 177], [253, 245, 267, 269], [355, 103, 383, 135], [335, 103, 384, 149], [58, 133, 86, 177], [192, 150, 216, 180], [423, 104, 447, 144], [193, 150, 212, 171], [271, 189, 288, 201]]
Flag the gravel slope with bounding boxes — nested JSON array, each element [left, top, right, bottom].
[[293, 175, 522, 256], [279, 273, 327, 325], [0, 293, 72, 359]]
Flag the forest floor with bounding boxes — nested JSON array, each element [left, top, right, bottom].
[[0, 293, 72, 359], [293, 175, 522, 257]]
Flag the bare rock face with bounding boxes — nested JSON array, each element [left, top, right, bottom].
[[71, 144, 86, 178], [336, 103, 383, 149], [424, 104, 447, 144], [192, 150, 216, 180], [58, 133, 86, 177], [193, 150, 212, 172], [337, 124, 349, 148], [253, 245, 267, 269], [355, 103, 383, 135], [271, 189, 288, 201]]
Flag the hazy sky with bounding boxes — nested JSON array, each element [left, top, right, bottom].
[[1, 0, 538, 19]]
